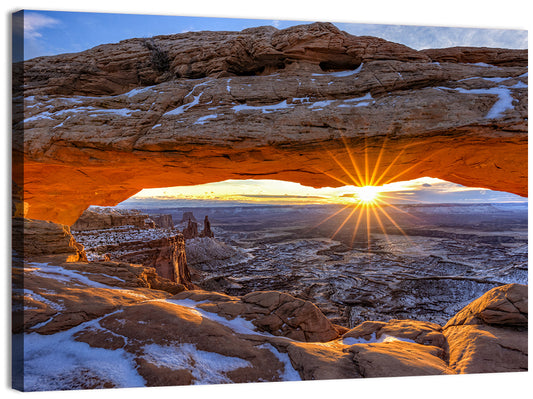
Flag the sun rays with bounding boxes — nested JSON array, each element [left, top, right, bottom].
[[312, 131, 435, 252]]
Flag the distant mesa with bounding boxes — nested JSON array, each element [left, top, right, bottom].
[[180, 211, 197, 223], [71, 206, 174, 231]]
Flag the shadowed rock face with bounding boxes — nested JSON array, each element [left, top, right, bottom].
[[13, 22, 528, 225]]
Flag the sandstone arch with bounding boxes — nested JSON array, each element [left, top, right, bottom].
[[13, 23, 527, 225]]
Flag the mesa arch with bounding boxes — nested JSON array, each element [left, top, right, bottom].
[[13, 23, 527, 226]]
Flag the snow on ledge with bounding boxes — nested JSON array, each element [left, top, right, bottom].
[[141, 343, 251, 385]]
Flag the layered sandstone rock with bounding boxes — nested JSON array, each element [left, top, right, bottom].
[[14, 247, 528, 388], [182, 218, 199, 240], [443, 284, 528, 374], [342, 319, 446, 348], [181, 215, 214, 239], [12, 258, 185, 335], [69, 206, 192, 287], [150, 214, 174, 229], [200, 216, 214, 238], [76, 230, 192, 288], [152, 234, 191, 288], [14, 23, 527, 225], [13, 218, 87, 262], [71, 207, 173, 231], [71, 207, 148, 231], [173, 289, 341, 342]]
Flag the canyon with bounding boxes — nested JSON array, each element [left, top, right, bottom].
[[12, 22, 528, 391], [12, 212, 528, 389]]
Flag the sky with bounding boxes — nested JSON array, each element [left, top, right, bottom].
[[11, 7, 528, 205], [13, 10, 528, 62], [130, 177, 526, 205]]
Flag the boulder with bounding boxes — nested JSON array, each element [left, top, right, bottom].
[[343, 319, 446, 348], [348, 340, 454, 377], [13, 218, 87, 262], [443, 284, 528, 374], [173, 290, 340, 342], [445, 283, 527, 327]]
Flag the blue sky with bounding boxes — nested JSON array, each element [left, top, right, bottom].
[[13, 10, 528, 62]]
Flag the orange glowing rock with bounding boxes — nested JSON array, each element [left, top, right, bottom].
[[13, 23, 528, 225]]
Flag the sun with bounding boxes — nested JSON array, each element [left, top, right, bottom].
[[311, 130, 427, 250], [355, 185, 380, 204]]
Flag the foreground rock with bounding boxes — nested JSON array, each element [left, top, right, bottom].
[[13, 218, 87, 262], [14, 245, 528, 391], [12, 259, 185, 335], [173, 290, 341, 342], [14, 22, 527, 225], [443, 284, 528, 373]]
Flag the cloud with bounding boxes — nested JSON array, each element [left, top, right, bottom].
[[241, 194, 325, 199], [337, 23, 527, 50], [271, 20, 281, 28], [23, 12, 60, 39]]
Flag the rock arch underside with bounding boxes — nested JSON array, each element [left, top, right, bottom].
[[13, 22, 527, 226]]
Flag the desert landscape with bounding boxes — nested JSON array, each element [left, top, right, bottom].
[[12, 17, 527, 391]]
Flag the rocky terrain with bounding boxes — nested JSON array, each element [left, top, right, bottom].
[[116, 202, 526, 327], [12, 216, 528, 391], [13, 23, 527, 225]]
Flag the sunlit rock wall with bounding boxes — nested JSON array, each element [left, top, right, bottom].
[[13, 23, 527, 225]]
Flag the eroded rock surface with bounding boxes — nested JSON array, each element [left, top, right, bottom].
[[14, 245, 528, 391], [443, 284, 528, 374], [14, 22, 527, 225], [173, 289, 341, 342], [71, 207, 150, 231], [13, 218, 87, 262]]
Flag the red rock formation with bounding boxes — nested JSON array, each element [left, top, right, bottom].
[[71, 207, 148, 231], [14, 247, 528, 387], [106, 233, 193, 288], [13, 23, 527, 225], [175, 290, 340, 342], [153, 234, 192, 288], [150, 214, 174, 229], [200, 215, 214, 238], [182, 218, 199, 239], [13, 218, 88, 262], [442, 283, 527, 373]]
